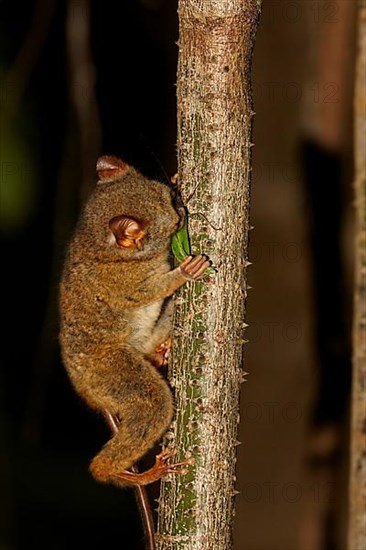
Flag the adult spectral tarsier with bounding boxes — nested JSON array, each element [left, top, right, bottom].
[[59, 155, 210, 487]]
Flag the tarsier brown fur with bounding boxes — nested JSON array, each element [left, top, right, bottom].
[[59, 155, 210, 487]]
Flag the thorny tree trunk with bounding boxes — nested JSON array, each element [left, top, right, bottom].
[[157, 1, 261, 548], [348, 2, 366, 549]]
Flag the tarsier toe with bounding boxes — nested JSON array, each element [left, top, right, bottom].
[[153, 338, 172, 367], [155, 448, 176, 464], [110, 449, 193, 486]]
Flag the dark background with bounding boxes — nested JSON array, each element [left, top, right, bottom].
[[0, 1, 357, 549]]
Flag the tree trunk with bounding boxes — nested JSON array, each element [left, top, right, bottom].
[[156, 1, 261, 548], [348, 2, 366, 549]]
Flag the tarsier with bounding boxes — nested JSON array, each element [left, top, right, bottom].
[[59, 155, 210, 487]]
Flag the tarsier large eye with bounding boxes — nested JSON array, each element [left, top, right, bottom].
[[109, 215, 149, 250]]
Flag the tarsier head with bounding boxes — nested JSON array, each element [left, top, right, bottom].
[[72, 154, 181, 261]]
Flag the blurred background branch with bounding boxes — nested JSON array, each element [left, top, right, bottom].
[[66, 0, 101, 200], [3, 0, 56, 121]]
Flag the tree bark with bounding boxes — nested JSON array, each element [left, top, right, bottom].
[[156, 1, 261, 548], [348, 2, 366, 549]]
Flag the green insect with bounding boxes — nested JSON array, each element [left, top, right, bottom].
[[171, 213, 215, 275], [171, 216, 191, 263]]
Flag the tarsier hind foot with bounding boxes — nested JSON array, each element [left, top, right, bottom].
[[153, 338, 172, 367], [90, 449, 193, 487]]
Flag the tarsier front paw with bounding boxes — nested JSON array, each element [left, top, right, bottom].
[[180, 255, 211, 281]]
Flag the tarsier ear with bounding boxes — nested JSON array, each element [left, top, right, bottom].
[[109, 215, 149, 250], [97, 155, 130, 182]]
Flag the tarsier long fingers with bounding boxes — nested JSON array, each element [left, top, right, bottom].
[[180, 255, 211, 280]]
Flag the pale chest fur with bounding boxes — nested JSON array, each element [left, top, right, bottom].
[[128, 300, 165, 353]]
